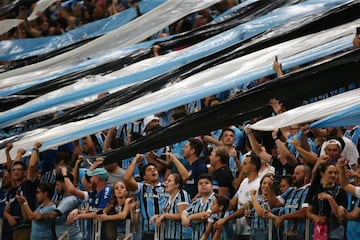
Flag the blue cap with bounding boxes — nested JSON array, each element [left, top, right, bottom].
[[86, 168, 109, 180]]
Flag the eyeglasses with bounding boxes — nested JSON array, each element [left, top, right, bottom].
[[12, 168, 24, 172]]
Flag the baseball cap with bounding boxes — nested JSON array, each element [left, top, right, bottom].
[[86, 168, 109, 180]]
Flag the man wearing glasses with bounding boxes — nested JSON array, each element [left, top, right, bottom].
[[3, 142, 40, 240]]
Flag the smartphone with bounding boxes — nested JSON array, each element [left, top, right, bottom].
[[356, 27, 360, 36], [275, 55, 278, 62], [96, 210, 103, 215]]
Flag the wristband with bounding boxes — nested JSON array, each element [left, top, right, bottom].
[[273, 138, 279, 141], [32, 147, 39, 152], [23, 202, 28, 206], [63, 175, 69, 178]]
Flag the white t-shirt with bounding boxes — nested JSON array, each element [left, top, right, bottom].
[[234, 176, 261, 235]]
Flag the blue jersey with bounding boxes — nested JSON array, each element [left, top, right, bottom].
[[88, 185, 112, 212], [346, 192, 360, 240], [251, 195, 268, 230], [31, 203, 57, 240], [162, 190, 191, 239], [345, 126, 360, 153], [185, 193, 215, 240], [208, 210, 232, 240], [136, 182, 167, 232], [55, 195, 83, 240], [278, 185, 309, 235]]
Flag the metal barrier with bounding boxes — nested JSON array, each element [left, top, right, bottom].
[[305, 217, 311, 240], [155, 222, 165, 240], [60, 214, 313, 240], [57, 230, 69, 240], [93, 218, 102, 240], [0, 218, 3, 239], [268, 218, 273, 240], [267, 217, 311, 240], [92, 219, 133, 240]]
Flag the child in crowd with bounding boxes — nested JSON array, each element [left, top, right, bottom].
[[200, 194, 230, 240], [181, 173, 215, 240]]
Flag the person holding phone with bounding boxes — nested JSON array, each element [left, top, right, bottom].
[[3, 143, 40, 240], [273, 55, 283, 77], [16, 183, 56, 240]]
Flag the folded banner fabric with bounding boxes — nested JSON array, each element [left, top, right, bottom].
[[1, 32, 359, 163]]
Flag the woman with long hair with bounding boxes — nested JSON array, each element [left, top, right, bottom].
[[249, 173, 273, 240], [151, 173, 191, 240], [306, 162, 347, 240], [97, 180, 139, 240]]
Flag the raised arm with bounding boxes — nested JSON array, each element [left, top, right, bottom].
[[14, 148, 26, 162], [250, 190, 265, 217], [337, 158, 357, 196], [5, 143, 13, 170], [291, 138, 318, 165], [266, 177, 283, 208], [273, 129, 298, 166], [124, 154, 143, 192], [245, 125, 271, 163], [168, 153, 190, 181], [273, 58, 283, 77], [16, 195, 41, 220], [72, 155, 83, 187], [103, 127, 117, 152], [28, 141, 42, 181], [203, 135, 223, 147], [61, 167, 88, 200]]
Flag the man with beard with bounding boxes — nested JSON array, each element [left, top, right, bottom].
[[264, 164, 312, 240]]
